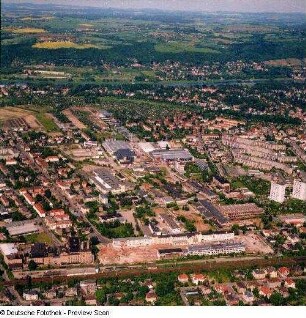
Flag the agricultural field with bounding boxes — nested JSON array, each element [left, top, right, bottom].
[[33, 41, 100, 50], [1, 6, 305, 67], [1, 3, 305, 87], [20, 16, 55, 21], [79, 23, 94, 28], [155, 41, 220, 54], [8, 27, 46, 33]]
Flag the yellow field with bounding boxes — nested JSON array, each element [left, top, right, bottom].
[[33, 41, 98, 49], [11, 27, 46, 34], [79, 23, 94, 27], [21, 16, 54, 21]]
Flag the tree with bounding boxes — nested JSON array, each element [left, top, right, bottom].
[[90, 236, 100, 246], [137, 285, 149, 298], [270, 292, 285, 306], [253, 287, 259, 298], [231, 224, 240, 235], [156, 279, 174, 297], [44, 189, 52, 199], [95, 289, 106, 305], [28, 260, 38, 271]]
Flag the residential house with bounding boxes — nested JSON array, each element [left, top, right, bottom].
[[43, 290, 57, 300], [225, 293, 239, 306], [259, 286, 272, 299], [23, 290, 39, 301], [146, 291, 157, 304], [267, 278, 282, 289], [252, 269, 267, 280], [84, 296, 97, 306], [242, 291, 255, 303], [199, 286, 211, 296], [278, 267, 290, 278], [266, 267, 278, 279], [178, 274, 189, 284], [236, 282, 246, 294], [79, 280, 97, 295], [284, 278, 296, 289], [191, 273, 206, 285]]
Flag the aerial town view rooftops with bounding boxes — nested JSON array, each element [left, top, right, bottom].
[[0, 0, 305, 308]]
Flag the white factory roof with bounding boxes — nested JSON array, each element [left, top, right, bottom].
[[103, 140, 131, 153], [151, 148, 193, 160], [138, 142, 156, 153], [0, 243, 18, 256]]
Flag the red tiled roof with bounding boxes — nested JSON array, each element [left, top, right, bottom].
[[260, 286, 272, 296], [178, 274, 189, 281]]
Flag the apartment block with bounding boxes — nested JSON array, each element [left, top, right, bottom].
[[292, 179, 306, 201], [269, 182, 286, 203]]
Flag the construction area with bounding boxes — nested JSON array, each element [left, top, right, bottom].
[[98, 232, 273, 265], [98, 244, 162, 264]]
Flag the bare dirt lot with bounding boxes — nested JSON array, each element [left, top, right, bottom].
[[24, 114, 42, 129], [120, 209, 139, 234], [0, 106, 33, 122], [63, 109, 86, 129], [238, 233, 274, 254], [98, 243, 174, 265], [0, 107, 42, 130], [173, 209, 211, 232]]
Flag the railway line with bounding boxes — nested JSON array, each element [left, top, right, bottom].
[[2, 255, 306, 287]]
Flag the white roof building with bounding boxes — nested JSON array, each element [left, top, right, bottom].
[[0, 243, 18, 256], [138, 142, 156, 153]]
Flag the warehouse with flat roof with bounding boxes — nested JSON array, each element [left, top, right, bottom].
[[186, 241, 245, 256], [6, 220, 40, 236], [195, 200, 229, 227], [103, 139, 135, 163], [151, 149, 193, 162]]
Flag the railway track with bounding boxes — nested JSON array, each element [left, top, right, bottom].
[[2, 255, 306, 287]]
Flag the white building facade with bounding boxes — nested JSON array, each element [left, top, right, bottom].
[[292, 179, 306, 201], [269, 182, 286, 203]]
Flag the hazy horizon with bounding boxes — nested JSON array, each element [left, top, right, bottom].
[[3, 0, 306, 13]]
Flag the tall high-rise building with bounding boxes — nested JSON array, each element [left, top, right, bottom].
[[292, 179, 306, 201], [269, 181, 286, 203]]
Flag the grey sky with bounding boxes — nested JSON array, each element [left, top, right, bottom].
[[4, 0, 306, 13]]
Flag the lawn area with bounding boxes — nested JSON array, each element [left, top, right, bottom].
[[25, 232, 53, 245], [33, 41, 100, 49], [208, 269, 233, 283], [35, 113, 59, 132], [231, 179, 245, 189], [95, 221, 134, 239]]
